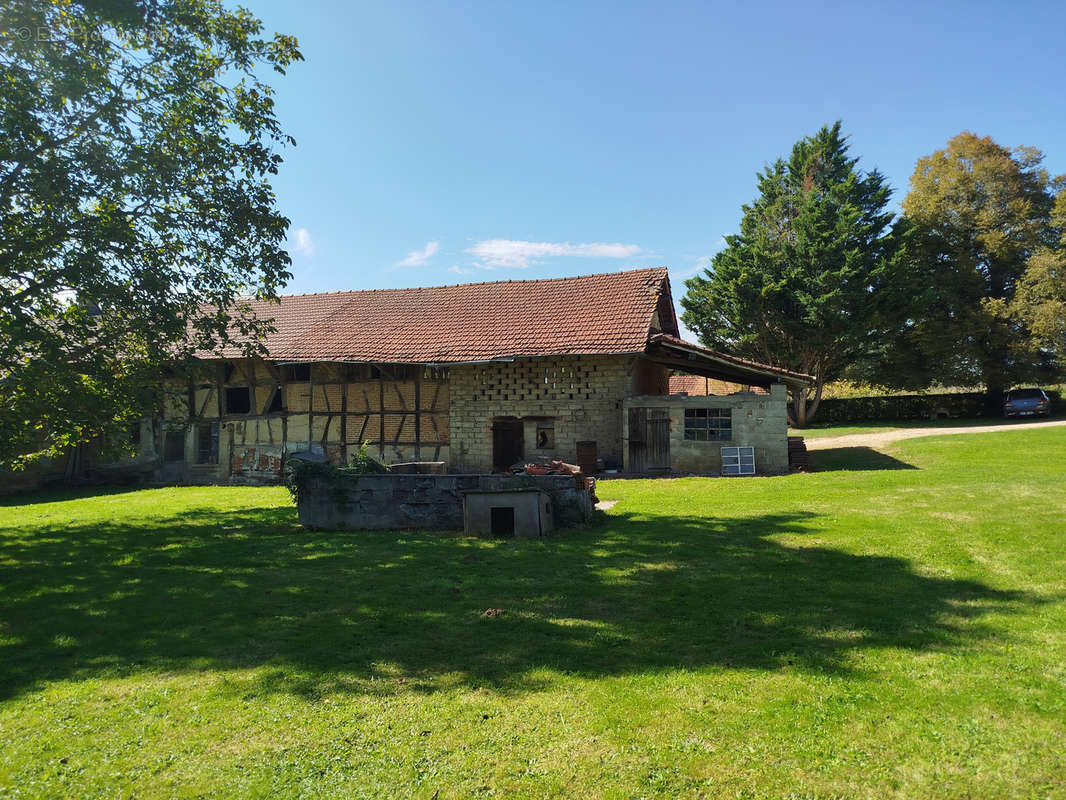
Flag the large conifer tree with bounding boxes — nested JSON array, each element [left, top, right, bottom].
[[681, 122, 904, 426]]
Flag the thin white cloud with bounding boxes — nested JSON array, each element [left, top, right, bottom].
[[396, 240, 440, 268], [672, 257, 711, 280], [448, 265, 474, 275], [288, 227, 315, 258], [465, 239, 641, 269]]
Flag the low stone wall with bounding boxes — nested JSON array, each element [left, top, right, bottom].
[[296, 473, 594, 531]]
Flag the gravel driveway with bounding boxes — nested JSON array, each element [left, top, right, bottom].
[[803, 418, 1066, 450]]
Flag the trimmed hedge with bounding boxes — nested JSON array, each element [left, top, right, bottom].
[[811, 390, 1064, 425]]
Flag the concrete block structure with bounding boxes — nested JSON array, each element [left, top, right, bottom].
[[51, 268, 809, 487], [623, 384, 790, 475], [295, 473, 591, 531], [463, 489, 555, 537]]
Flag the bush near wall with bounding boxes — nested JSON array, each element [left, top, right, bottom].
[[811, 389, 1064, 425]]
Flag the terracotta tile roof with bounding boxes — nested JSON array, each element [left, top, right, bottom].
[[668, 375, 767, 396], [210, 268, 675, 363]]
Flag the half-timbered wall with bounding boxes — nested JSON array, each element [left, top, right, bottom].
[[156, 359, 451, 483]]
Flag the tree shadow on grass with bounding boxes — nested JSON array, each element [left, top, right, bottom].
[[0, 497, 1031, 701], [0, 485, 148, 507], [812, 447, 918, 472]]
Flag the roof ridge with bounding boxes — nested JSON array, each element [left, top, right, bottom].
[[261, 266, 668, 301]]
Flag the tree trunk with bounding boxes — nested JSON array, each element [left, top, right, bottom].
[[789, 376, 825, 428], [984, 381, 1005, 417], [790, 391, 806, 428]]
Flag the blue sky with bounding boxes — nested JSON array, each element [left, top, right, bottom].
[[251, 0, 1065, 334]]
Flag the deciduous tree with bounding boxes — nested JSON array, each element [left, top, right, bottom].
[[0, 0, 301, 465], [1012, 192, 1066, 368], [888, 133, 1062, 409]]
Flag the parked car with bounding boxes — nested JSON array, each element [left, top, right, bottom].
[[1003, 387, 1051, 418]]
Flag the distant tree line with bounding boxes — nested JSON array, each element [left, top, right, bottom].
[[681, 123, 1066, 426]]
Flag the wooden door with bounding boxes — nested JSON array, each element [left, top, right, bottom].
[[646, 408, 670, 470], [492, 417, 524, 472], [628, 408, 647, 472], [628, 407, 671, 472]]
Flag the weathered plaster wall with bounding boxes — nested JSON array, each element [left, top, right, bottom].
[[623, 383, 789, 474]]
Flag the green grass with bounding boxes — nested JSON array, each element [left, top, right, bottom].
[[791, 413, 1064, 438], [2, 429, 1066, 798]]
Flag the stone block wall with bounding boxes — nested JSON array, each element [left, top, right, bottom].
[[448, 355, 666, 472], [296, 473, 594, 531], [623, 383, 789, 474]]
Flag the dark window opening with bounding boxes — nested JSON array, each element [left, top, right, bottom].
[[536, 423, 555, 449], [225, 387, 251, 415], [684, 407, 732, 441], [197, 422, 219, 464], [163, 430, 185, 462], [490, 507, 515, 537], [284, 364, 311, 382], [266, 387, 285, 413]]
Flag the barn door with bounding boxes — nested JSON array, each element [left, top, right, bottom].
[[645, 408, 671, 470], [628, 407, 671, 472]]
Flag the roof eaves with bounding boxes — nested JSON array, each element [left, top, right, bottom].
[[647, 334, 812, 386]]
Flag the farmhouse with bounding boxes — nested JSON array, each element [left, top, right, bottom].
[[120, 268, 807, 483]]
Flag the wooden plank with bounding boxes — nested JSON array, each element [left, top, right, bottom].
[[340, 367, 348, 463], [378, 367, 385, 457], [628, 407, 646, 472], [414, 367, 421, 460], [646, 408, 670, 470]]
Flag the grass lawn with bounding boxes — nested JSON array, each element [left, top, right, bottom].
[[2, 429, 1065, 799], [790, 413, 1065, 438]]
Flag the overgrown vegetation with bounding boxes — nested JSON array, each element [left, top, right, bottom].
[[2, 428, 1065, 798], [284, 441, 388, 503]]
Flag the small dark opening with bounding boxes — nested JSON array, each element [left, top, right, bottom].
[[266, 387, 284, 413], [285, 364, 311, 382], [163, 430, 185, 463], [490, 506, 515, 537], [225, 387, 251, 414], [196, 422, 219, 464]]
